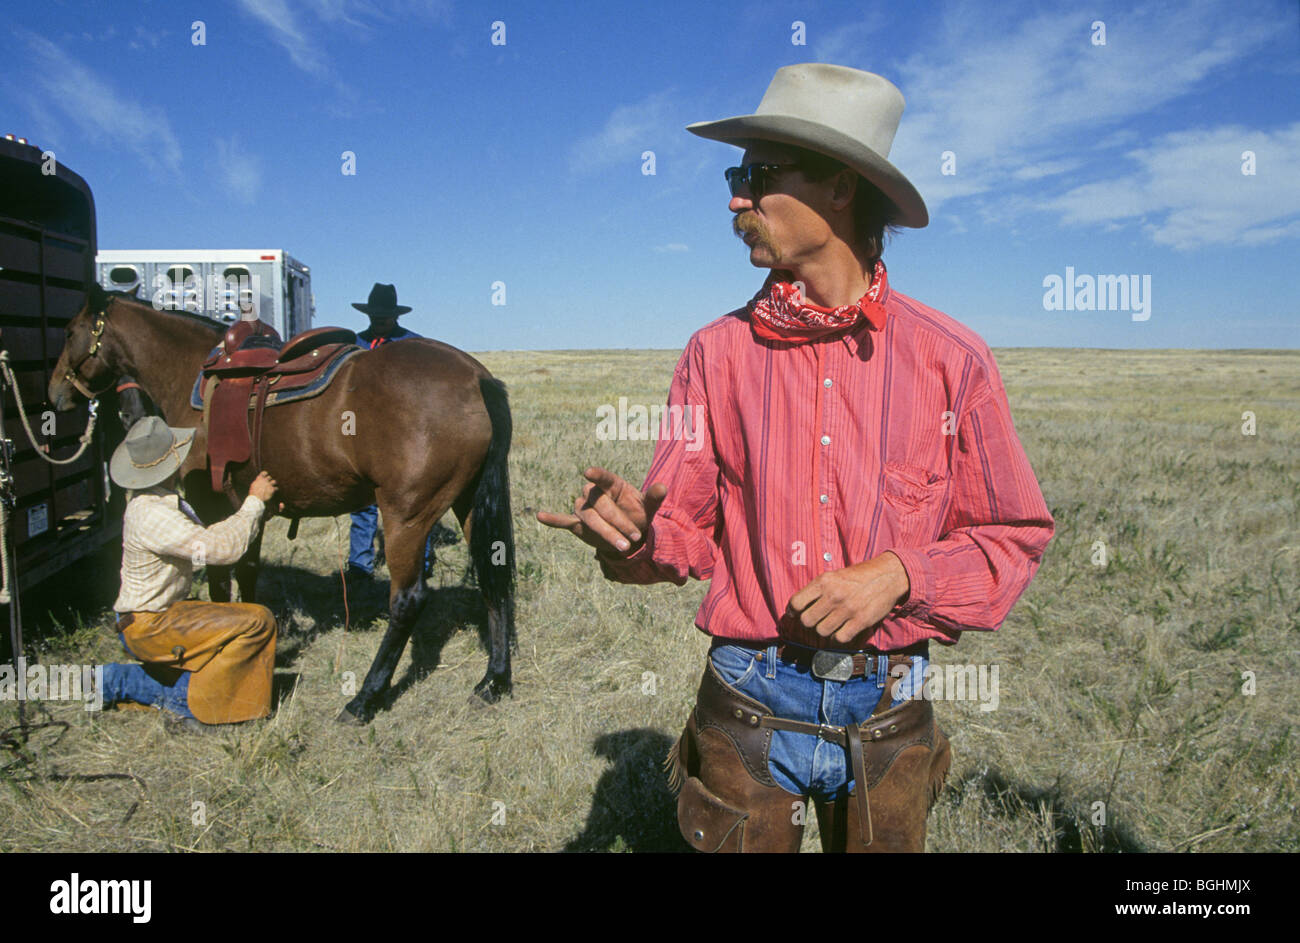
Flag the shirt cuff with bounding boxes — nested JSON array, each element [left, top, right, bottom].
[[887, 546, 932, 619], [241, 495, 267, 517]]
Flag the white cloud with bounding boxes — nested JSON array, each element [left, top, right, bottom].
[[236, 0, 453, 77], [878, 0, 1287, 248], [19, 31, 182, 177], [1041, 123, 1300, 250], [1011, 159, 1084, 182], [652, 243, 689, 253], [301, 0, 453, 27], [214, 138, 263, 204], [569, 91, 680, 174], [128, 25, 166, 51], [237, 0, 328, 76], [810, 13, 888, 68]]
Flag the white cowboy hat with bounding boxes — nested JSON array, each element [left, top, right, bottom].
[[687, 63, 928, 228], [109, 416, 195, 490]]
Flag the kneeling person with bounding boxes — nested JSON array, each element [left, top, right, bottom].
[[100, 416, 279, 726]]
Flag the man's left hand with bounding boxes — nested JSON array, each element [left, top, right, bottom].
[[786, 551, 911, 645]]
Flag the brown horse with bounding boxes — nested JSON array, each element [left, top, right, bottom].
[[48, 285, 516, 723]]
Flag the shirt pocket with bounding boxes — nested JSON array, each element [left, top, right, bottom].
[[880, 462, 948, 545]]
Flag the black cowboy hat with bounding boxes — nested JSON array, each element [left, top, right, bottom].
[[352, 282, 411, 316]]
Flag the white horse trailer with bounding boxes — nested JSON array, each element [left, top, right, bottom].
[[95, 249, 314, 339]]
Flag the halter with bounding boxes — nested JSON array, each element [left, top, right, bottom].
[[62, 304, 115, 400]]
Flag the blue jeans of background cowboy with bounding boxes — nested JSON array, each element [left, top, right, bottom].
[[100, 631, 195, 719], [348, 505, 434, 575], [707, 643, 928, 801]]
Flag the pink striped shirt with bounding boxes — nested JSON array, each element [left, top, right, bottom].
[[599, 275, 1054, 651]]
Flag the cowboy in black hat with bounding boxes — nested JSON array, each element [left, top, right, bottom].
[[348, 283, 430, 578], [353, 282, 419, 349]]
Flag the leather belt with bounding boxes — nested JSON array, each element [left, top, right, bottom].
[[778, 646, 872, 681], [722, 638, 928, 681], [759, 714, 901, 746]]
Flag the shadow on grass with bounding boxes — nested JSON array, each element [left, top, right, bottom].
[[564, 728, 690, 853], [272, 671, 302, 708], [258, 560, 491, 681], [954, 766, 1148, 852], [390, 585, 490, 701], [256, 563, 382, 667]]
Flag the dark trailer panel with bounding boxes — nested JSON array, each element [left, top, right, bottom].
[[0, 136, 118, 594]]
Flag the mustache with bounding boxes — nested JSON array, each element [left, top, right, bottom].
[[732, 213, 781, 260], [732, 212, 764, 239]]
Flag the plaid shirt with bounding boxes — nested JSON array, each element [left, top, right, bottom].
[[113, 490, 266, 613], [599, 279, 1055, 651]]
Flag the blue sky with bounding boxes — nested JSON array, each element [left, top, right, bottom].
[[4, 0, 1297, 350]]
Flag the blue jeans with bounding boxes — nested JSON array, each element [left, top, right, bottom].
[[349, 505, 434, 575], [707, 642, 928, 802], [100, 632, 195, 719]]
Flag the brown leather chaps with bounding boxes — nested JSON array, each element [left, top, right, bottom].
[[666, 657, 952, 852]]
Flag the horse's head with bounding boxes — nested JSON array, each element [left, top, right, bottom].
[[49, 283, 129, 411]]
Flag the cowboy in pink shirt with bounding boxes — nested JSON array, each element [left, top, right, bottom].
[[540, 64, 1054, 852]]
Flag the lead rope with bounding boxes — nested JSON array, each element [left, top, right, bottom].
[[0, 351, 100, 468], [0, 351, 100, 610]]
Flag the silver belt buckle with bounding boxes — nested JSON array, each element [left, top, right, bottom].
[[811, 650, 854, 682]]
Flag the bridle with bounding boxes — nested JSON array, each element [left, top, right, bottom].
[[62, 302, 117, 400]]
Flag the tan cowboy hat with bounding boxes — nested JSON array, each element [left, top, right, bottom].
[[687, 63, 928, 228], [109, 416, 195, 490]]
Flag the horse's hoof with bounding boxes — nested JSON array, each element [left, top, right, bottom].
[[335, 704, 370, 726], [471, 676, 511, 706]]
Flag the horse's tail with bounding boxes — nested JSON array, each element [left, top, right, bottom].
[[469, 376, 516, 642]]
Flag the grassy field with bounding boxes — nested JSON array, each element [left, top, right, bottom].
[[2, 347, 1297, 852]]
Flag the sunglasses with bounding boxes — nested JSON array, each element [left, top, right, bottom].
[[724, 162, 801, 200]]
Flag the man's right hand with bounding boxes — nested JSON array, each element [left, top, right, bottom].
[[537, 466, 667, 556], [249, 471, 278, 503]]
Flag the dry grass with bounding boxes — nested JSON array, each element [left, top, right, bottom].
[[3, 348, 1297, 852]]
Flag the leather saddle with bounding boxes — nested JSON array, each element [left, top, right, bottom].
[[193, 319, 362, 504]]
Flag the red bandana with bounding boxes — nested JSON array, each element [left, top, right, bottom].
[[748, 260, 889, 344]]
